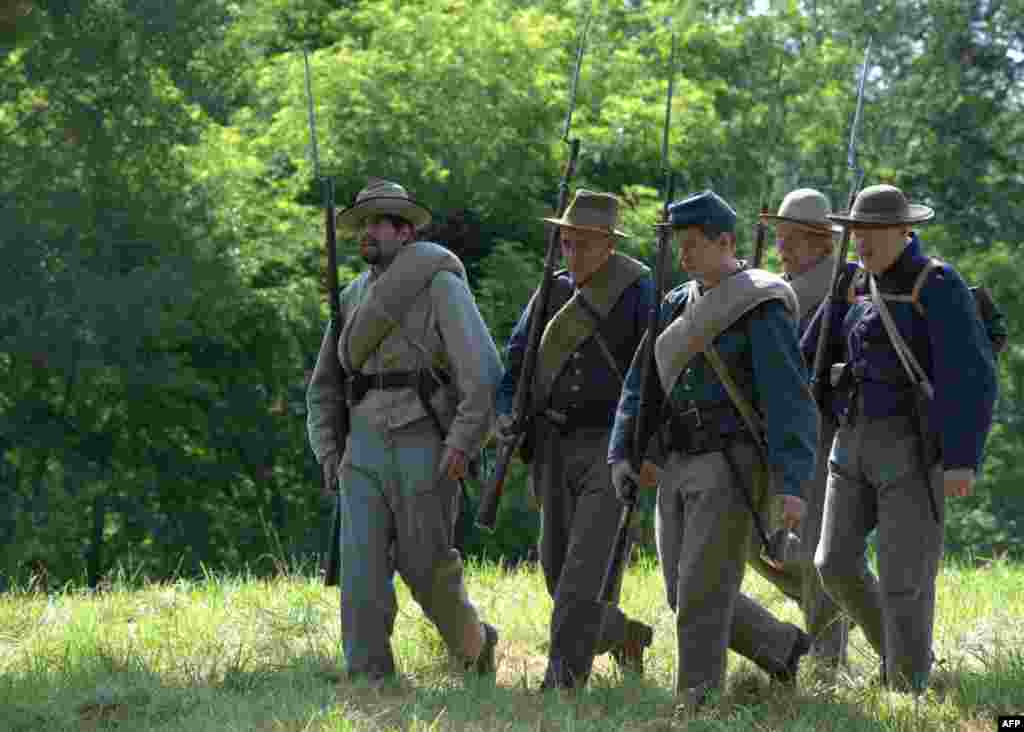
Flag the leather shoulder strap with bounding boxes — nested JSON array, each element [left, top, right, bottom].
[[869, 274, 934, 399], [909, 258, 942, 316]]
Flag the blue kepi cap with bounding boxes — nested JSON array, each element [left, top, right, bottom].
[[658, 190, 737, 234]]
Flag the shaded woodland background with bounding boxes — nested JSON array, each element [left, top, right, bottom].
[[2, 0, 1023, 588]]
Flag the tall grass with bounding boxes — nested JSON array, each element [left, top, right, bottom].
[[1, 554, 1020, 730]]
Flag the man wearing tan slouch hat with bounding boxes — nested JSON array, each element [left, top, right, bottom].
[[306, 178, 503, 683]]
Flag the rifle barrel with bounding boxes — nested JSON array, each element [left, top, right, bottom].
[[811, 37, 873, 408], [477, 13, 591, 531]]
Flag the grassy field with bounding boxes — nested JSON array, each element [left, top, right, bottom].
[[1, 554, 1021, 731]]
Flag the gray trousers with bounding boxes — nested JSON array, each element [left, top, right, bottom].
[[337, 411, 485, 677], [815, 414, 944, 691], [530, 422, 633, 685], [746, 418, 850, 664], [656, 440, 803, 695]]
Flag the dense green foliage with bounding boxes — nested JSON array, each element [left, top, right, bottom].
[[2, 0, 1022, 587]]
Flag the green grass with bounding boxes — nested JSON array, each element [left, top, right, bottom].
[[1, 555, 1021, 731]]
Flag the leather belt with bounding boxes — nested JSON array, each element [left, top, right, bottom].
[[346, 369, 450, 405], [542, 402, 617, 434], [662, 401, 750, 456]]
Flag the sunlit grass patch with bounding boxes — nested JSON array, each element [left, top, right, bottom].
[[0, 555, 1021, 730]]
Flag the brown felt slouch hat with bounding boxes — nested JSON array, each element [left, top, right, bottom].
[[336, 178, 432, 234], [828, 184, 934, 227]]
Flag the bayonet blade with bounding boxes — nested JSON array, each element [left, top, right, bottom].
[[847, 37, 873, 195], [661, 31, 677, 191], [562, 7, 593, 143], [302, 48, 321, 182]]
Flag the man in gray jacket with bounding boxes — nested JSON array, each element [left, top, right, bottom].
[[750, 188, 852, 671], [307, 179, 503, 683]]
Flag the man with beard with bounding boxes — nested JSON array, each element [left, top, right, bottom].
[[802, 184, 997, 692], [306, 179, 503, 683], [745, 188, 855, 671], [609, 190, 818, 707], [495, 189, 655, 691]]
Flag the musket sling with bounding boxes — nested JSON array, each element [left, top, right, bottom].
[[702, 343, 775, 555]]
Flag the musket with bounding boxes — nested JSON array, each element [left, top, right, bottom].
[[598, 31, 678, 603], [752, 200, 769, 269], [753, 53, 786, 269], [810, 37, 873, 410], [304, 49, 347, 587], [476, 11, 592, 531]]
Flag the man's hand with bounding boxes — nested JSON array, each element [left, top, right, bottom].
[[611, 461, 641, 503], [944, 472, 974, 498], [639, 460, 661, 489], [440, 446, 469, 482], [322, 452, 341, 495], [494, 413, 517, 444], [780, 495, 805, 531]]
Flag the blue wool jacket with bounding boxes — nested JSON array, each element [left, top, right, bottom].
[[496, 272, 654, 428], [608, 275, 817, 498], [800, 235, 997, 473]]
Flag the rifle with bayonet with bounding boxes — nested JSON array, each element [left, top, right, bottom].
[[810, 37, 872, 411], [476, 13, 592, 532], [753, 52, 786, 270], [752, 200, 769, 269], [303, 49, 348, 587], [598, 31, 677, 603]]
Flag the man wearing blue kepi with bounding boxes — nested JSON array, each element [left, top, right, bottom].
[[802, 184, 998, 693], [609, 190, 818, 708]]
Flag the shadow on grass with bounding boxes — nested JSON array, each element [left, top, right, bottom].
[[2, 644, 1021, 731]]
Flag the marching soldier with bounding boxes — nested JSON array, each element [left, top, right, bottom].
[[495, 190, 656, 691], [609, 191, 818, 707], [802, 184, 998, 692], [307, 179, 503, 683], [748, 188, 854, 669]]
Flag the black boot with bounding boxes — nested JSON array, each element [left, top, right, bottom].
[[770, 630, 811, 685], [611, 619, 654, 675]]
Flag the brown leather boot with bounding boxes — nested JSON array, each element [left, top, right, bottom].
[[612, 620, 654, 675]]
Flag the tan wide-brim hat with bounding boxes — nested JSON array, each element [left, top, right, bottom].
[[335, 178, 432, 234], [828, 184, 934, 227], [760, 188, 843, 234], [542, 189, 630, 239]]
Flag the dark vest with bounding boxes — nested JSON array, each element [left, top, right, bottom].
[[542, 270, 646, 424]]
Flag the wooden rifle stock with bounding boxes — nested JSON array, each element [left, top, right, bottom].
[[322, 178, 346, 587], [304, 49, 347, 587], [753, 208, 768, 269], [810, 37, 872, 412], [599, 175, 674, 603], [476, 139, 582, 531], [810, 221, 853, 410], [599, 29, 677, 602]]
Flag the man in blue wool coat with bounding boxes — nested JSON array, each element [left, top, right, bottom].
[[801, 184, 998, 693], [609, 190, 819, 707]]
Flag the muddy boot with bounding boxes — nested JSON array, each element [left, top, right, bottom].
[[612, 619, 654, 675]]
